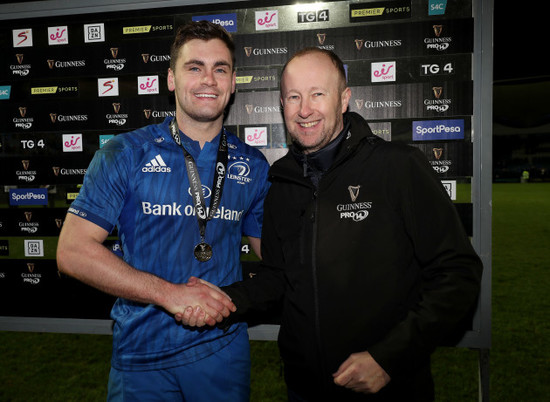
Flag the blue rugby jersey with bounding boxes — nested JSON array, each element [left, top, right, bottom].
[[68, 117, 270, 370]]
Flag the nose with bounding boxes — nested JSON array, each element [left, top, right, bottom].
[[298, 98, 313, 118], [201, 69, 217, 86]]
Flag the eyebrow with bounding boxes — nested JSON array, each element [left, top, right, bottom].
[[284, 86, 326, 94], [184, 59, 232, 68]]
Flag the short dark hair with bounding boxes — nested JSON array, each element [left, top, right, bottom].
[[169, 21, 235, 71], [281, 47, 347, 91]]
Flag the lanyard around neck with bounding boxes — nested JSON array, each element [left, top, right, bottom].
[[169, 117, 228, 242]]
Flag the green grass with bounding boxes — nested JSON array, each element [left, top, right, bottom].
[[0, 183, 549, 401], [488, 183, 550, 401]]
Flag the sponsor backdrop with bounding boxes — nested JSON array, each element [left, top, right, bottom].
[[0, 0, 477, 327]]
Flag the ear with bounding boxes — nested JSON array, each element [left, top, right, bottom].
[[167, 68, 175, 92], [341, 87, 351, 113]]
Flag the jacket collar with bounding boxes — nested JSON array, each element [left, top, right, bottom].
[[270, 112, 381, 183], [289, 117, 350, 184]]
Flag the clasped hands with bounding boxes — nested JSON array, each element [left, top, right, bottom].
[[173, 276, 233, 327], [174, 278, 390, 395]]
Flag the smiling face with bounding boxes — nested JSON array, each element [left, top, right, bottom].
[[280, 51, 351, 154], [167, 38, 236, 126]]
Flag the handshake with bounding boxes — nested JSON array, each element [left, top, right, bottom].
[[172, 276, 235, 327]]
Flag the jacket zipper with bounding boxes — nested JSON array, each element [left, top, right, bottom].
[[310, 187, 329, 390], [308, 143, 362, 390]]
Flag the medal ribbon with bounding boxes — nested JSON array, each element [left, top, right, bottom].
[[169, 117, 228, 247]]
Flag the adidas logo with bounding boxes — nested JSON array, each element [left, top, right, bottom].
[[142, 154, 172, 173]]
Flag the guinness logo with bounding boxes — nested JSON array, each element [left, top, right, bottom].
[[432, 87, 443, 99], [24, 211, 32, 222], [348, 185, 361, 202], [244, 47, 253, 57], [27, 263, 35, 273], [55, 218, 63, 229], [354, 99, 364, 110], [19, 107, 27, 117], [317, 33, 326, 45], [433, 25, 444, 38], [110, 48, 119, 58], [16, 54, 24, 64], [433, 148, 443, 160], [141, 54, 150, 63], [50, 113, 57, 123], [112, 103, 121, 113], [143, 109, 152, 119], [52, 166, 60, 176], [245, 104, 254, 114], [47, 59, 55, 69], [354, 39, 364, 50], [22, 160, 30, 170]]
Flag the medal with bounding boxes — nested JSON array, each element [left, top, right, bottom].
[[194, 242, 213, 262], [169, 118, 228, 262]]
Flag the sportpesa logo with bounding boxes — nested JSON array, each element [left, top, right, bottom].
[[412, 119, 464, 141]]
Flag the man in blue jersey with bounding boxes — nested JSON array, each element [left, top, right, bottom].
[[56, 21, 270, 401]]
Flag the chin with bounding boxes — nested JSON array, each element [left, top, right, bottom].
[[189, 111, 224, 123], [294, 139, 319, 153]]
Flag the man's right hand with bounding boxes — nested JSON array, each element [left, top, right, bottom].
[[172, 277, 235, 327]]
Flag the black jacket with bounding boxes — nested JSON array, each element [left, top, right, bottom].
[[224, 112, 482, 401]]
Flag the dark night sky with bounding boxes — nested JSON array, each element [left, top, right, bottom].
[[493, 5, 549, 82], [492, 4, 550, 133]]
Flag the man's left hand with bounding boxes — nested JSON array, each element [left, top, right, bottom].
[[333, 351, 391, 394]]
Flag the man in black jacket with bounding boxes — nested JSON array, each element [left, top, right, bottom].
[[182, 48, 483, 401]]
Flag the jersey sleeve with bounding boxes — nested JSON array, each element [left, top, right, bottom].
[[68, 138, 131, 233]]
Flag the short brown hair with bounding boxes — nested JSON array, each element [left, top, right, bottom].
[[169, 21, 235, 71], [281, 47, 347, 91]]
